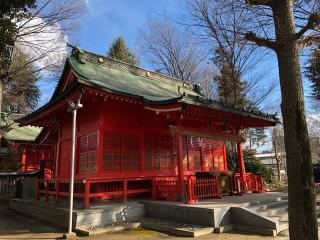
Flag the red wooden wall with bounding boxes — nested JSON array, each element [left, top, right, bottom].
[[55, 99, 227, 179]]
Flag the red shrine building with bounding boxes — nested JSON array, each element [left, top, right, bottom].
[[16, 47, 278, 206]]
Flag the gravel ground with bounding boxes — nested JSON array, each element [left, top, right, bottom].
[[142, 218, 206, 231], [82, 228, 289, 240], [0, 201, 63, 240]]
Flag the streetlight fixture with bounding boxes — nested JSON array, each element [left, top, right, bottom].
[[63, 91, 83, 240]]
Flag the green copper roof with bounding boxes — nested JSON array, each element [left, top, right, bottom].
[[68, 55, 200, 103], [18, 48, 279, 126], [4, 124, 42, 142]]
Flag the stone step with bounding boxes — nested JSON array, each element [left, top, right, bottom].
[[256, 211, 288, 222], [277, 213, 289, 222], [141, 217, 214, 237], [278, 221, 289, 233], [251, 205, 288, 217], [233, 224, 277, 236], [243, 197, 287, 208], [253, 200, 288, 211]]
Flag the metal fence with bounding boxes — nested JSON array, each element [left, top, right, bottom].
[[0, 171, 39, 200]]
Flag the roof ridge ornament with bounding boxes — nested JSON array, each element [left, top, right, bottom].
[[178, 85, 186, 97], [193, 84, 203, 96], [67, 43, 86, 64]]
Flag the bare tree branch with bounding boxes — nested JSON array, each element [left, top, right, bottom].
[[295, 13, 320, 40], [245, 31, 276, 49], [246, 0, 273, 7]]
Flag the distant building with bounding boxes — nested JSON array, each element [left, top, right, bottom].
[[254, 152, 286, 180], [253, 136, 320, 180]]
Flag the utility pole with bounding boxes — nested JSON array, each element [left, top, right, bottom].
[[63, 91, 83, 240]]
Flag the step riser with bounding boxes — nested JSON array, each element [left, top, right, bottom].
[[255, 208, 288, 217], [246, 200, 290, 234], [254, 203, 288, 211], [245, 197, 287, 208]]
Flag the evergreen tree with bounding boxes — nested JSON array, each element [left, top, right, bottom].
[[0, 0, 36, 115], [107, 37, 138, 65], [306, 47, 320, 100], [213, 47, 248, 107], [3, 50, 40, 114], [214, 47, 267, 151]]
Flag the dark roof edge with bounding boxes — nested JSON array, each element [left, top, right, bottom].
[[182, 98, 279, 124], [18, 81, 79, 124], [50, 59, 72, 101]]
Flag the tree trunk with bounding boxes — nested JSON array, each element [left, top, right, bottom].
[[273, 141, 281, 182], [0, 79, 3, 117], [272, 2, 318, 239], [276, 157, 281, 182]]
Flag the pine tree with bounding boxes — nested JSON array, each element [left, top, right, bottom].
[[307, 47, 320, 100], [107, 37, 138, 65], [3, 50, 40, 114], [213, 47, 248, 107], [0, 0, 36, 115], [214, 47, 267, 151]]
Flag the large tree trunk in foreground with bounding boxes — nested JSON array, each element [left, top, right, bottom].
[[273, 2, 318, 239], [0, 80, 3, 117]]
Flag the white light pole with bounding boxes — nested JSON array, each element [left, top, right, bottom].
[[63, 95, 83, 240]]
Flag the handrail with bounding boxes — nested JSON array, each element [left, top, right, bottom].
[[36, 176, 155, 207]]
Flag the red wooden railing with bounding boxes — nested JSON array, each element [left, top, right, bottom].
[[233, 173, 264, 194], [152, 176, 180, 201], [185, 176, 221, 204], [36, 173, 265, 207], [36, 177, 152, 207]]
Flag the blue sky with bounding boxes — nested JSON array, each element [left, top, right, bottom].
[[77, 0, 184, 56], [37, 0, 186, 105], [37, 0, 313, 113]]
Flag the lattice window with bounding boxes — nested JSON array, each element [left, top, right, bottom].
[[144, 134, 175, 171], [79, 133, 98, 173], [182, 135, 202, 171], [212, 142, 226, 171], [203, 139, 214, 171], [103, 134, 140, 171]]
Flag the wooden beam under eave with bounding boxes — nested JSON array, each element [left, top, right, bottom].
[[170, 127, 245, 143]]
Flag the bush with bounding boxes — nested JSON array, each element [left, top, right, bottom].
[[244, 149, 273, 183], [0, 147, 22, 172]]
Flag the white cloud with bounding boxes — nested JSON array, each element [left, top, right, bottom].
[[15, 17, 68, 75]]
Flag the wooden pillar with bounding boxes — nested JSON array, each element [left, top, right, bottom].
[[45, 180, 49, 201], [55, 180, 60, 202], [123, 178, 127, 203], [21, 149, 26, 172], [97, 129, 104, 174], [83, 180, 90, 208], [140, 133, 145, 172], [236, 142, 246, 194], [200, 141, 205, 171], [237, 142, 245, 177], [176, 133, 184, 200], [41, 150, 45, 161]]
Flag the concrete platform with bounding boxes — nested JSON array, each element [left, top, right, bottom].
[[143, 192, 289, 236], [9, 192, 290, 236], [9, 198, 145, 230]]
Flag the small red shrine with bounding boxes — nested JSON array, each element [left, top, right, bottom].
[[17, 47, 278, 206]]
